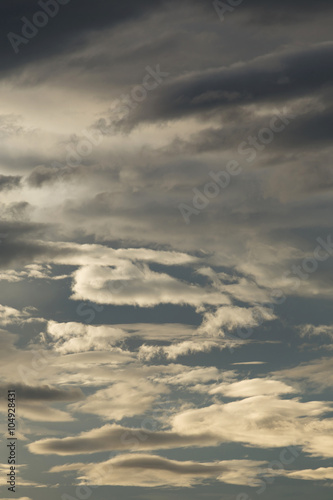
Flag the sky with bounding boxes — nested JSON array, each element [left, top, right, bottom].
[[0, 1, 333, 499]]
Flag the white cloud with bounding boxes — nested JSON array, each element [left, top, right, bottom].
[[282, 467, 333, 481], [70, 262, 230, 307], [139, 340, 225, 361], [198, 305, 277, 337], [209, 378, 296, 397], [171, 395, 333, 455], [0, 304, 43, 327], [46, 321, 125, 354]]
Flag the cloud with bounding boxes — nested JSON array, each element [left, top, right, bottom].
[[138, 340, 226, 361], [5, 403, 76, 422], [232, 362, 267, 365], [0, 0, 193, 73], [49, 454, 267, 487], [31, 241, 198, 268], [239, 0, 333, 23], [0, 383, 84, 402], [45, 318, 233, 362], [112, 43, 333, 128], [45, 321, 125, 354], [69, 379, 168, 420], [198, 305, 277, 337], [158, 366, 223, 386], [0, 304, 43, 326], [0, 174, 21, 191], [28, 423, 217, 456], [0, 263, 65, 282], [0, 383, 83, 422], [171, 394, 333, 456], [0, 464, 45, 488], [27, 165, 78, 187], [282, 467, 333, 481], [298, 324, 333, 340], [275, 357, 333, 391], [0, 386, 78, 422], [0, 0, 333, 494], [0, 223, 73, 269], [29, 378, 333, 459], [70, 262, 229, 307], [263, 158, 333, 202], [117, 322, 197, 341], [209, 378, 296, 398]]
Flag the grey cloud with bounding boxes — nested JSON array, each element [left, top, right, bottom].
[[0, 222, 78, 268], [0, 201, 33, 222], [0, 0, 205, 77], [162, 104, 333, 156], [0, 175, 22, 191], [112, 43, 333, 128], [49, 453, 267, 487], [28, 424, 216, 455], [263, 162, 333, 202], [0, 383, 84, 402], [27, 165, 77, 187], [239, 0, 333, 23]]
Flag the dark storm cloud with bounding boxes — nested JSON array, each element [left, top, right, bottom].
[[238, 0, 333, 23], [0, 220, 77, 268], [242, 0, 333, 10], [0, 383, 84, 402], [162, 104, 333, 155], [26, 165, 77, 187], [113, 42, 333, 128], [278, 106, 333, 149], [0, 0, 331, 82], [0, 239, 50, 267], [0, 0, 205, 75], [0, 175, 22, 190]]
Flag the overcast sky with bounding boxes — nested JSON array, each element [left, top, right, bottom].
[[1, 1, 333, 499]]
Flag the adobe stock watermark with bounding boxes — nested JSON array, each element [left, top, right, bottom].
[[52, 64, 169, 170], [213, 0, 244, 22], [237, 108, 296, 163], [7, 0, 71, 54], [178, 160, 242, 224], [178, 107, 296, 224]]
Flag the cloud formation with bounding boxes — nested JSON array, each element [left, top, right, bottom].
[[49, 454, 267, 487]]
